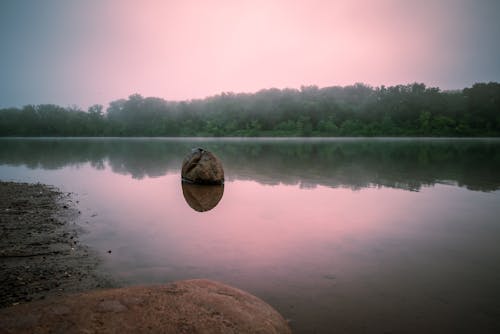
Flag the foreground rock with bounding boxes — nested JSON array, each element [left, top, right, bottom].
[[0, 279, 291, 334], [182, 183, 224, 212], [182, 148, 225, 185], [0, 181, 113, 308]]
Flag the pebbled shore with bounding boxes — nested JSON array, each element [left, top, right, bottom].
[[0, 181, 114, 308]]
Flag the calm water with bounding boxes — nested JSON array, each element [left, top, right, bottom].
[[1, 138, 500, 333]]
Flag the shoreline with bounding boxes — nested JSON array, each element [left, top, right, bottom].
[[0, 181, 292, 333], [0, 181, 114, 308]]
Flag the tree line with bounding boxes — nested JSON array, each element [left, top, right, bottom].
[[1, 82, 499, 137]]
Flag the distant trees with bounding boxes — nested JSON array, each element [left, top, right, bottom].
[[1, 82, 499, 137]]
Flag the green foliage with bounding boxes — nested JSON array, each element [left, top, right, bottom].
[[1, 82, 500, 137]]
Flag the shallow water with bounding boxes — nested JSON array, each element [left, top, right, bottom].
[[1, 138, 500, 333]]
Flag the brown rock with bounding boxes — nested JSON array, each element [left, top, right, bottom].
[[182, 148, 224, 185], [182, 183, 224, 212], [0, 279, 291, 334]]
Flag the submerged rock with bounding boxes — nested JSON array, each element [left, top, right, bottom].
[[0, 279, 291, 334], [182, 183, 224, 212], [181, 148, 224, 185]]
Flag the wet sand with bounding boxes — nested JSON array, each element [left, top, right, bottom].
[[0, 181, 114, 308]]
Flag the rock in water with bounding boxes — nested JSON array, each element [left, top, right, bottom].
[[181, 148, 224, 185], [0, 279, 291, 334]]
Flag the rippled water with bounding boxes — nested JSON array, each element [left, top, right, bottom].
[[1, 138, 500, 333]]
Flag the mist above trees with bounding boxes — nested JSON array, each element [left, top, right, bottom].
[[1, 82, 499, 137]]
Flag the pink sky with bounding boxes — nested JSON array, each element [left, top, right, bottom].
[[1, 0, 499, 107], [86, 0, 454, 101]]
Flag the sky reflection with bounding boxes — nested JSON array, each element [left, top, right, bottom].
[[1, 139, 500, 333]]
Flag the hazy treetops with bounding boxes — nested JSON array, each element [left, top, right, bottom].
[[1, 82, 499, 137]]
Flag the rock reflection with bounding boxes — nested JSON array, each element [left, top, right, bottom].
[[182, 183, 224, 212]]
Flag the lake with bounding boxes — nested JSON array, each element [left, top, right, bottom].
[[1, 138, 500, 333]]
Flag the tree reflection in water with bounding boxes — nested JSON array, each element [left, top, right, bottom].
[[0, 138, 499, 192]]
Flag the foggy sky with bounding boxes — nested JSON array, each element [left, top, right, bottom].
[[1, 0, 500, 109]]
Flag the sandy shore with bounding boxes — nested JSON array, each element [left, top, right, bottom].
[[0, 181, 114, 308]]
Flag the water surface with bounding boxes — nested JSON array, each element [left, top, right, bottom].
[[1, 138, 500, 333]]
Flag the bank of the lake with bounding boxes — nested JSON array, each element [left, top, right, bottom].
[[0, 182, 292, 334], [0, 181, 114, 308]]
